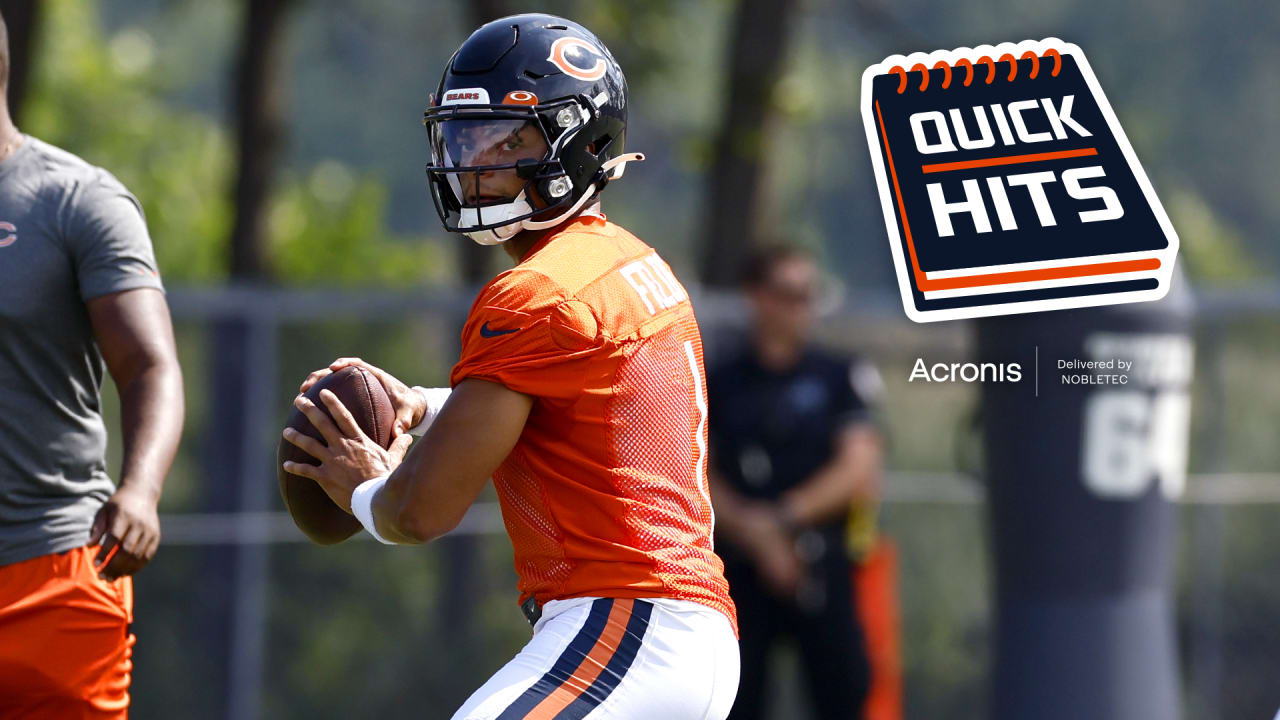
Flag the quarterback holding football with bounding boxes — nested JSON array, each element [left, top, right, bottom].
[[283, 14, 740, 719]]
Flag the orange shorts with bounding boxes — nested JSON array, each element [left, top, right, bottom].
[[0, 545, 135, 719]]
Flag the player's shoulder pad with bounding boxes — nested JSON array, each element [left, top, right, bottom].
[[476, 266, 570, 316], [468, 269, 604, 351], [548, 298, 601, 351]]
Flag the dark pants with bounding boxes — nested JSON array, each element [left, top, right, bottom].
[[725, 546, 871, 720]]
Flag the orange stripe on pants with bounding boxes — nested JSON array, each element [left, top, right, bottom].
[[525, 599, 635, 719], [0, 545, 134, 720]]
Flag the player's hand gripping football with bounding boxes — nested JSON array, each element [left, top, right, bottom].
[[89, 485, 162, 581], [300, 358, 427, 437], [281, 390, 414, 512]]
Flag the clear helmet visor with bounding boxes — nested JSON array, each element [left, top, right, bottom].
[[423, 98, 603, 241], [433, 117, 550, 207]]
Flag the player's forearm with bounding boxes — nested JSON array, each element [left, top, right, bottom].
[[368, 417, 498, 543], [368, 472, 431, 544], [779, 466, 862, 527], [780, 425, 882, 527], [364, 378, 530, 544], [368, 449, 477, 544], [116, 359, 185, 502]]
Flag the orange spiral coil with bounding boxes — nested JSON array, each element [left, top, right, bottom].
[[998, 53, 1018, 81], [889, 49, 1062, 93], [1021, 50, 1040, 79], [933, 61, 953, 89], [977, 56, 996, 84]]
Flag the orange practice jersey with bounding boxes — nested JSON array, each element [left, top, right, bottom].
[[450, 215, 736, 630]]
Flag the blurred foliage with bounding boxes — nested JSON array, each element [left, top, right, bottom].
[[1166, 189, 1261, 287], [23, 0, 233, 281], [24, 0, 451, 287], [40, 0, 1277, 290], [268, 167, 451, 287]]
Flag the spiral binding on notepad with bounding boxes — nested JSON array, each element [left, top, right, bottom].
[[889, 49, 1061, 93]]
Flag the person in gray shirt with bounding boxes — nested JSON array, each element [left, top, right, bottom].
[[0, 10, 185, 718]]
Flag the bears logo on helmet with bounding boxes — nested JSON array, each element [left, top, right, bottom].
[[547, 37, 608, 81]]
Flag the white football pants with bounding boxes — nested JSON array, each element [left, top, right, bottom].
[[451, 596, 739, 720]]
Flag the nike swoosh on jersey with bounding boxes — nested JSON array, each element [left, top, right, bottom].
[[480, 321, 523, 338]]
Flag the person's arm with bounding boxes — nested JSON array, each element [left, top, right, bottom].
[[86, 288, 185, 580], [708, 465, 746, 538], [283, 378, 531, 544], [710, 464, 802, 596], [373, 379, 530, 542], [710, 468, 775, 547], [778, 422, 883, 528]]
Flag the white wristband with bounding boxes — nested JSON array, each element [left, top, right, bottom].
[[407, 386, 452, 437], [350, 475, 394, 545]]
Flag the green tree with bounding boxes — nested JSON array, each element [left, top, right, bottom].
[[24, 0, 448, 287]]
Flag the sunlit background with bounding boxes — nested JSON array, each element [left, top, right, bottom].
[[6, 0, 1279, 717]]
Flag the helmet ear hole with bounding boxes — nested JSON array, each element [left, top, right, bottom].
[[591, 134, 615, 158]]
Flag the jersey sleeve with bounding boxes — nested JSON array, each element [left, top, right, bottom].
[[64, 171, 164, 301], [450, 271, 604, 400]]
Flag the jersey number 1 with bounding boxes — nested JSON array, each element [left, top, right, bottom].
[[683, 340, 715, 542]]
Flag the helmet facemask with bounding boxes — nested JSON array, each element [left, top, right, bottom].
[[425, 97, 596, 245]]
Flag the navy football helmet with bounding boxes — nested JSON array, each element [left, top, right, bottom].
[[424, 14, 643, 245]]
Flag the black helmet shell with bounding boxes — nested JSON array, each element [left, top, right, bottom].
[[424, 14, 631, 239]]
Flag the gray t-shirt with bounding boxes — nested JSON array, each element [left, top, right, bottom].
[[0, 135, 164, 567]]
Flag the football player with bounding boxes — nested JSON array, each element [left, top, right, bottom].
[[285, 14, 739, 719], [0, 9, 185, 717]]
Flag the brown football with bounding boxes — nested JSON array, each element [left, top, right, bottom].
[[277, 366, 394, 545]]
